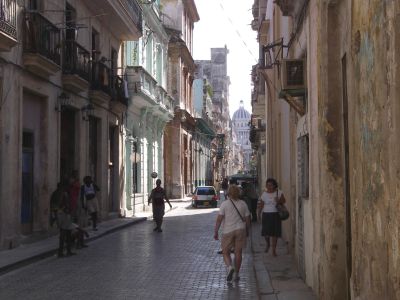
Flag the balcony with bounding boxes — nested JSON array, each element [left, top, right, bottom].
[[62, 40, 90, 93], [275, 0, 307, 19], [126, 66, 158, 108], [82, 0, 142, 40], [90, 61, 112, 105], [155, 85, 174, 114], [0, 0, 17, 51], [23, 12, 61, 78]]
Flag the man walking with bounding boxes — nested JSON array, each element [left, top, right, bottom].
[[148, 179, 172, 232], [214, 185, 251, 282]]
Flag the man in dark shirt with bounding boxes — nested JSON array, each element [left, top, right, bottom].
[[148, 179, 172, 232]]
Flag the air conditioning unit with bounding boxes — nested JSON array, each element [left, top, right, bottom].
[[281, 59, 306, 90]]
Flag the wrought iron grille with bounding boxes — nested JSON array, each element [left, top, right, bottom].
[[0, 0, 17, 39], [111, 74, 128, 105], [63, 40, 91, 82], [91, 60, 112, 95], [123, 0, 143, 34], [23, 12, 61, 65]]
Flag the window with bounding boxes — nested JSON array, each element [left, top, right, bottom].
[[89, 117, 99, 181], [196, 187, 216, 195], [65, 3, 76, 41], [156, 44, 162, 84], [91, 28, 99, 61], [146, 34, 153, 73], [28, 0, 40, 10], [132, 142, 139, 193]]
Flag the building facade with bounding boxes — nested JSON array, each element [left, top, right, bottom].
[[193, 77, 215, 187], [251, 0, 400, 299], [195, 47, 233, 182], [0, 0, 142, 249], [123, 1, 174, 216], [162, 0, 199, 198]]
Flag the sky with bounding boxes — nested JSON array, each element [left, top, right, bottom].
[[193, 0, 258, 118]]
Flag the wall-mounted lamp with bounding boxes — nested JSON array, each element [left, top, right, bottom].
[[126, 133, 138, 143], [194, 147, 203, 154], [181, 113, 187, 123], [55, 92, 71, 112], [81, 103, 95, 121]]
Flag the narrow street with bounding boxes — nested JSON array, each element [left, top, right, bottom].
[[0, 203, 258, 300]]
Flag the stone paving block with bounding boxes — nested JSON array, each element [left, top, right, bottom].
[[0, 203, 258, 300]]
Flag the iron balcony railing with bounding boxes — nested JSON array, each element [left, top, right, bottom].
[[0, 0, 17, 39], [123, 0, 143, 34], [91, 60, 127, 105], [111, 75, 128, 105], [23, 12, 61, 65], [91, 60, 112, 95], [63, 40, 91, 82]]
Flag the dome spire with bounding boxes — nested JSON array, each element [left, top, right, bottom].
[[239, 100, 244, 107]]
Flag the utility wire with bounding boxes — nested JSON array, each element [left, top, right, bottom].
[[216, 0, 258, 63]]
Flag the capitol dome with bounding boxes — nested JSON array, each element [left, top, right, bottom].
[[232, 100, 251, 121]]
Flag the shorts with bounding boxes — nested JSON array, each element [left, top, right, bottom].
[[221, 229, 247, 253], [86, 197, 99, 214]]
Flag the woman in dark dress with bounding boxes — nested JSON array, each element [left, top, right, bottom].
[[257, 178, 286, 256]]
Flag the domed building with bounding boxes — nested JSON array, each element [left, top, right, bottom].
[[232, 100, 252, 171]]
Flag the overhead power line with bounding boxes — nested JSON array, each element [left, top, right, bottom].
[[216, 0, 258, 63]]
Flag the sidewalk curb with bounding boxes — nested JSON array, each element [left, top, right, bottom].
[[0, 217, 147, 276], [250, 224, 277, 299]]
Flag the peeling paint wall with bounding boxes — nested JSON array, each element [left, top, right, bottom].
[[350, 0, 400, 298], [256, 0, 400, 297]]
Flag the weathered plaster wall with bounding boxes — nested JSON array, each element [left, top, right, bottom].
[[0, 0, 128, 249], [350, 0, 400, 298], [310, 1, 350, 298]]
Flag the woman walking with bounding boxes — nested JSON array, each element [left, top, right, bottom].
[[214, 185, 251, 282], [81, 176, 100, 231], [258, 178, 286, 256]]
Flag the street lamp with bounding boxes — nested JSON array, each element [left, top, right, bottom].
[[81, 103, 95, 121], [55, 92, 71, 112]]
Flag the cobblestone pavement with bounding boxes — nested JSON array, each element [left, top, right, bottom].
[[0, 202, 259, 300]]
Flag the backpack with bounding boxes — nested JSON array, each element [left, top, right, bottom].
[[152, 187, 165, 206]]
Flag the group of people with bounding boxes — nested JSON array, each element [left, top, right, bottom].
[[214, 177, 286, 283], [50, 172, 100, 258]]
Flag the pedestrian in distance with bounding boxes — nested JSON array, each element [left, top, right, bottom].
[[242, 182, 259, 222], [68, 170, 80, 221], [148, 179, 172, 233], [56, 180, 76, 258], [50, 182, 63, 227], [221, 177, 229, 200], [81, 176, 100, 231], [257, 178, 286, 257], [214, 184, 251, 283]]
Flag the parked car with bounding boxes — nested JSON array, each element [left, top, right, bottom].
[[191, 186, 218, 208]]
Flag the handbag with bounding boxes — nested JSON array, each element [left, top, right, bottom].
[[229, 198, 249, 236], [275, 190, 289, 221]]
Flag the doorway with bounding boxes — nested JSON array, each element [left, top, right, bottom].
[[342, 54, 352, 299], [60, 108, 76, 182], [108, 125, 118, 212], [89, 116, 99, 182], [183, 134, 188, 194], [21, 131, 34, 234], [22, 92, 45, 235]]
